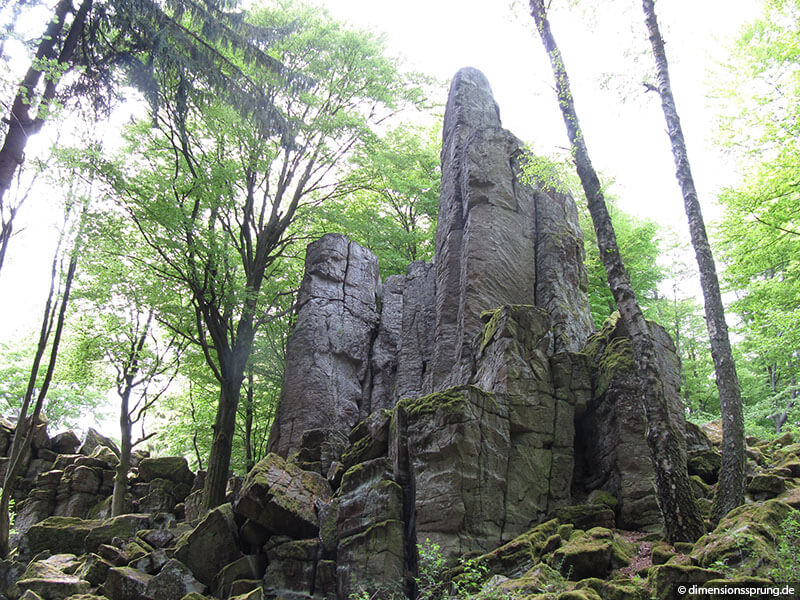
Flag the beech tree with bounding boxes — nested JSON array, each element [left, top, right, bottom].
[[641, 0, 745, 522], [529, 0, 705, 542], [99, 2, 424, 508], [0, 0, 288, 275]]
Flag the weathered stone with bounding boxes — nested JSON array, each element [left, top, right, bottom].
[[212, 555, 265, 599], [234, 453, 331, 538], [75, 554, 113, 586], [295, 428, 348, 477], [688, 448, 721, 484], [336, 521, 404, 600], [576, 312, 687, 532], [341, 409, 392, 470], [103, 566, 152, 600], [264, 539, 318, 597], [367, 274, 404, 415], [549, 528, 633, 580], [83, 514, 151, 553], [47, 431, 81, 455], [78, 428, 120, 458], [337, 458, 402, 541], [174, 503, 242, 586], [138, 457, 194, 485], [145, 559, 206, 600], [267, 234, 381, 457], [17, 560, 91, 600], [70, 466, 101, 494], [394, 261, 436, 401], [430, 68, 592, 390], [398, 386, 509, 559], [691, 500, 794, 577], [21, 516, 96, 556]]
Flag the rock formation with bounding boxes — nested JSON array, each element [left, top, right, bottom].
[[1, 67, 727, 600]]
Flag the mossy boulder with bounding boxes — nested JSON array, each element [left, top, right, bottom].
[[22, 517, 98, 556], [471, 518, 561, 578], [16, 561, 91, 600], [747, 473, 787, 498], [554, 504, 615, 530], [174, 503, 243, 587], [492, 562, 566, 596], [575, 577, 649, 600], [138, 456, 194, 485], [549, 527, 633, 580], [103, 566, 153, 600], [648, 564, 726, 600], [83, 514, 151, 553], [688, 449, 721, 484], [234, 453, 331, 538], [691, 499, 794, 577]]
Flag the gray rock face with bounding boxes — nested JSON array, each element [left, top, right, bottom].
[[394, 261, 436, 401], [366, 274, 405, 416], [267, 233, 381, 458], [430, 67, 592, 390], [576, 313, 686, 532]]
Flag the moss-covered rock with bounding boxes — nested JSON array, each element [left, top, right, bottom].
[[16, 561, 91, 600], [549, 528, 633, 581], [575, 577, 649, 600], [174, 503, 243, 587], [471, 519, 560, 578], [554, 504, 615, 530], [691, 499, 794, 577], [22, 517, 97, 556], [747, 473, 787, 498], [234, 453, 331, 539], [688, 449, 721, 484], [648, 564, 726, 600]]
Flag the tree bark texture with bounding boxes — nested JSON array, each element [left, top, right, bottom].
[[642, 0, 746, 523], [530, 0, 705, 543]]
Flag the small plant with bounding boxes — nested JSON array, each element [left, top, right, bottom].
[[770, 510, 800, 581]]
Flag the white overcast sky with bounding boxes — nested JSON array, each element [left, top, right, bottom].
[[0, 0, 763, 341]]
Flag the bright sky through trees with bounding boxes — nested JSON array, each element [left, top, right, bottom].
[[0, 0, 762, 342]]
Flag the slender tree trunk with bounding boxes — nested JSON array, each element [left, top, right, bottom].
[[0, 250, 77, 556], [642, 0, 745, 523], [529, 0, 705, 542], [112, 388, 133, 517]]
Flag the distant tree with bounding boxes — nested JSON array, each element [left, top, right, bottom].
[[641, 0, 745, 522], [0, 183, 86, 557], [314, 124, 441, 276], [529, 0, 705, 542]]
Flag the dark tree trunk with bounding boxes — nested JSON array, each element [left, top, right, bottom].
[[529, 0, 705, 543], [203, 378, 242, 509], [642, 0, 746, 523], [112, 388, 133, 517], [0, 0, 91, 273]]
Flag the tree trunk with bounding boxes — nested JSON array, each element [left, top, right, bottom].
[[112, 390, 132, 517], [529, 0, 705, 543], [203, 379, 242, 509], [641, 0, 746, 523], [0, 249, 77, 556]]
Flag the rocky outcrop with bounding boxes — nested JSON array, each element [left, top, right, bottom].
[[430, 67, 592, 390], [266, 234, 381, 458], [575, 312, 687, 532]]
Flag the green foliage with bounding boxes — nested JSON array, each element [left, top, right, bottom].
[[0, 336, 106, 431], [313, 124, 441, 277], [770, 510, 800, 581], [713, 0, 800, 435]]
